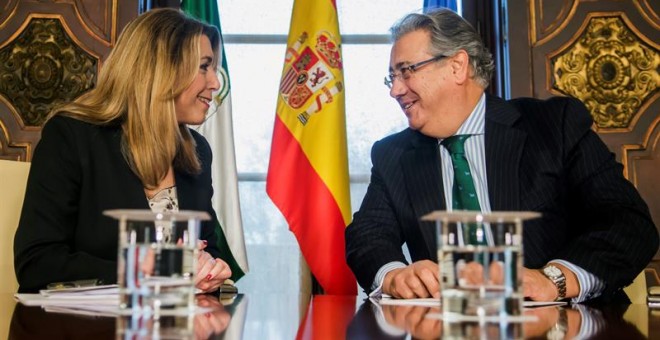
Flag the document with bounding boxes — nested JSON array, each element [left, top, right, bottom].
[[15, 292, 212, 316], [15, 283, 217, 316], [40, 284, 119, 296], [377, 295, 567, 308], [39, 304, 214, 317]]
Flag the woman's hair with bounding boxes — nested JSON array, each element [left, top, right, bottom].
[[50, 8, 220, 189], [390, 8, 494, 88]]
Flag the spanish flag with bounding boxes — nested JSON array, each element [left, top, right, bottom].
[[267, 0, 356, 295]]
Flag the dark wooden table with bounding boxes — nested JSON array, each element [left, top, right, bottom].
[[1, 292, 658, 339]]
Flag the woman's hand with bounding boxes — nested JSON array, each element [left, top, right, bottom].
[[195, 241, 231, 293], [193, 295, 231, 339]]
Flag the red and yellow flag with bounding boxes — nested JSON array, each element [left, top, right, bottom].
[[267, 0, 356, 295], [295, 295, 357, 339]]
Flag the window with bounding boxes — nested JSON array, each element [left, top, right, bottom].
[[219, 0, 422, 303]]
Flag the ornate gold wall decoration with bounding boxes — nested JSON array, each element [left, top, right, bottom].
[[0, 17, 97, 126], [550, 14, 660, 129]]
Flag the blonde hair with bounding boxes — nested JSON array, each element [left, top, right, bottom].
[[50, 8, 220, 189]]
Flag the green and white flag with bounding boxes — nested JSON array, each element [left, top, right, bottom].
[[182, 1, 248, 282]]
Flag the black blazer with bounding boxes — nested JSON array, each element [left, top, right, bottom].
[[345, 95, 658, 300], [14, 115, 221, 293]]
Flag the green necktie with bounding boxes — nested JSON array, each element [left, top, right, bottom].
[[442, 135, 485, 244], [442, 135, 481, 211]]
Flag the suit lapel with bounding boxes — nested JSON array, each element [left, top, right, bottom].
[[109, 127, 150, 210], [484, 95, 526, 211], [175, 171, 195, 211], [401, 131, 444, 256]]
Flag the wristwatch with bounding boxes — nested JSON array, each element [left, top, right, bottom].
[[545, 308, 568, 340], [542, 265, 567, 301]]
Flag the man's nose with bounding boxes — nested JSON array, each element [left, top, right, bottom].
[[389, 77, 406, 98]]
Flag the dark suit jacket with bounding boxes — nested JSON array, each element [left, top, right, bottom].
[[345, 95, 658, 300], [14, 115, 221, 293]]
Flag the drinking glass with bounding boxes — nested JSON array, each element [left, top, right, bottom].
[[104, 209, 210, 315], [422, 211, 540, 320]]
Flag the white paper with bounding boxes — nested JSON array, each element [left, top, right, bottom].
[[378, 296, 567, 308], [42, 304, 214, 317], [523, 300, 568, 307], [426, 312, 539, 323], [40, 284, 119, 296], [15, 293, 213, 317], [379, 297, 440, 307], [15, 293, 117, 307]]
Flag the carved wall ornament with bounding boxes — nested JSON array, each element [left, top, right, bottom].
[[0, 17, 97, 126], [550, 14, 660, 130]]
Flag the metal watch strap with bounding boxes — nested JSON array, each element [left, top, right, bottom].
[[542, 265, 567, 301], [546, 308, 568, 340]]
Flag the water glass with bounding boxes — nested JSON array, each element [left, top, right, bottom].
[[422, 211, 540, 319], [104, 209, 210, 314]]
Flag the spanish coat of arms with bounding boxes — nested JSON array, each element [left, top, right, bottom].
[[279, 31, 343, 125]]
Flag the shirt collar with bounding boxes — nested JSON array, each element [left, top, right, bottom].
[[455, 92, 486, 136]]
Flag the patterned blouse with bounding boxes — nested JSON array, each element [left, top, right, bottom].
[[147, 186, 179, 242]]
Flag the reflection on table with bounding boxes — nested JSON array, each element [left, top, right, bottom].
[[2, 292, 659, 339], [348, 300, 652, 339], [8, 294, 245, 340]]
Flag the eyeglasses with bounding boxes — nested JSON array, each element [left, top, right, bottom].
[[384, 55, 447, 89]]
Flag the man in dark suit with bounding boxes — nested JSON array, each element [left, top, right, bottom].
[[345, 9, 657, 303]]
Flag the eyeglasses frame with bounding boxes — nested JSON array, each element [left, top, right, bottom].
[[384, 54, 448, 89]]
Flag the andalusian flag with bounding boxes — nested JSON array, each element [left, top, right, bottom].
[[267, 0, 356, 295], [181, 1, 248, 282]]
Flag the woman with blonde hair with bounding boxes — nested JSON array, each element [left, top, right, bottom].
[[14, 8, 232, 293]]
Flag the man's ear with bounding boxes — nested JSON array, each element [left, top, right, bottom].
[[451, 50, 471, 85]]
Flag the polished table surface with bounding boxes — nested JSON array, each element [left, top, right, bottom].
[[1, 292, 658, 339]]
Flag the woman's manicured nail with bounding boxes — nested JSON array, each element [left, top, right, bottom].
[[205, 274, 213, 281]]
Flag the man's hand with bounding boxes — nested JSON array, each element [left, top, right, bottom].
[[523, 307, 561, 337], [457, 261, 504, 286], [522, 268, 559, 301], [382, 305, 441, 339], [383, 260, 439, 299]]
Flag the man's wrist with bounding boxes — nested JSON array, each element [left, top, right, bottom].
[[546, 308, 568, 340], [372, 261, 407, 293], [382, 267, 404, 296], [542, 264, 567, 301], [550, 259, 601, 302]]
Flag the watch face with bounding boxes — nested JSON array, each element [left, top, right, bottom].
[[546, 328, 565, 340], [544, 266, 561, 277]]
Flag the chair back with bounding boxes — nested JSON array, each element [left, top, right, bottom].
[[0, 160, 30, 293], [624, 271, 648, 304]]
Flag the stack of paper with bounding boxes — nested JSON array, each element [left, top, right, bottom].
[[14, 284, 119, 315], [376, 295, 567, 308], [15, 284, 118, 306], [14, 285, 216, 316]]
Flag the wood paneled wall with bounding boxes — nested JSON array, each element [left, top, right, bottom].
[[0, 0, 141, 161], [507, 0, 660, 267]]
